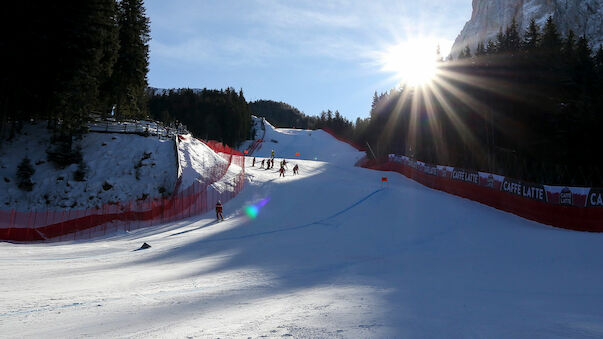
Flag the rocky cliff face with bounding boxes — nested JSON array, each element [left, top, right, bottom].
[[451, 0, 603, 57]]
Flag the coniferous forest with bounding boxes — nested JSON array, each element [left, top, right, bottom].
[[356, 17, 603, 187], [147, 88, 252, 147], [1, 1, 150, 141], [248, 100, 356, 134]]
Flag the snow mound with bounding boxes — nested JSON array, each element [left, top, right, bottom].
[[177, 134, 244, 197], [177, 135, 229, 189], [0, 122, 177, 211]]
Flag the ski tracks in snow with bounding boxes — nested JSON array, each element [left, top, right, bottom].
[[191, 188, 385, 244]]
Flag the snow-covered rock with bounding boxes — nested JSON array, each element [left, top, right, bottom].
[[451, 0, 603, 57]]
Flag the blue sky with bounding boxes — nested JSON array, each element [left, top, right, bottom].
[[146, 0, 472, 121]]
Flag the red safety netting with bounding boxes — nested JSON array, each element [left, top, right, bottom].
[[202, 140, 244, 156], [245, 123, 266, 156], [321, 128, 366, 152], [363, 158, 603, 232], [246, 138, 263, 155], [0, 139, 246, 242]]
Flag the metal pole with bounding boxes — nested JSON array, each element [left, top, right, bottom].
[[366, 142, 377, 160]]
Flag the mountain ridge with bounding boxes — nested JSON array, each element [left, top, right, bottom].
[[452, 0, 603, 56]]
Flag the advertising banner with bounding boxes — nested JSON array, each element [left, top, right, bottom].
[[372, 154, 603, 232], [452, 168, 480, 185], [437, 166, 453, 179], [544, 186, 589, 207], [587, 188, 603, 207], [501, 178, 547, 202], [385, 153, 601, 208], [423, 164, 437, 176], [478, 172, 504, 190]]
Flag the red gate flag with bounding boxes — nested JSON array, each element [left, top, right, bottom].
[[296, 152, 300, 156], [244, 150, 248, 154], [382, 177, 388, 182]]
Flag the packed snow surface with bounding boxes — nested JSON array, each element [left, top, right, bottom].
[[0, 123, 177, 211], [2, 122, 603, 337], [244, 116, 362, 165]]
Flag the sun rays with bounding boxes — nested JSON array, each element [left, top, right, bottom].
[[373, 40, 504, 168]]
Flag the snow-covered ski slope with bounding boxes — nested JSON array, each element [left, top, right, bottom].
[[2, 123, 603, 338], [246, 117, 361, 165]]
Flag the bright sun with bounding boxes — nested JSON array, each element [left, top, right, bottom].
[[380, 39, 442, 86]]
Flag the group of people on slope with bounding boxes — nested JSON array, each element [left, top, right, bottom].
[[255, 158, 276, 169], [250, 150, 299, 177], [218, 150, 302, 220]]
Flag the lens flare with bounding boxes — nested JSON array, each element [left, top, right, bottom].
[[244, 205, 259, 219], [244, 198, 270, 219]]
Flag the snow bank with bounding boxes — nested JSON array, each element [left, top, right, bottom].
[[0, 122, 177, 211], [176, 135, 230, 190]]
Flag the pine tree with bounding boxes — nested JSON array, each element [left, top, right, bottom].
[[562, 30, 577, 64], [595, 45, 603, 74], [596, 45, 603, 64], [522, 18, 541, 50], [475, 41, 486, 56], [574, 36, 594, 85], [53, 1, 120, 138], [464, 45, 472, 58], [458, 45, 472, 59], [486, 40, 497, 54], [496, 27, 506, 52], [540, 16, 561, 53], [505, 18, 521, 52], [96, 1, 120, 116], [111, 0, 151, 119], [371, 91, 379, 112]]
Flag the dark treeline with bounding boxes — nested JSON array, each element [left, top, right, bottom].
[[249, 100, 317, 129], [0, 1, 150, 144], [148, 88, 252, 147], [359, 17, 603, 186]]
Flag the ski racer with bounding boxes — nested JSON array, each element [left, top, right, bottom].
[[216, 200, 224, 221]]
